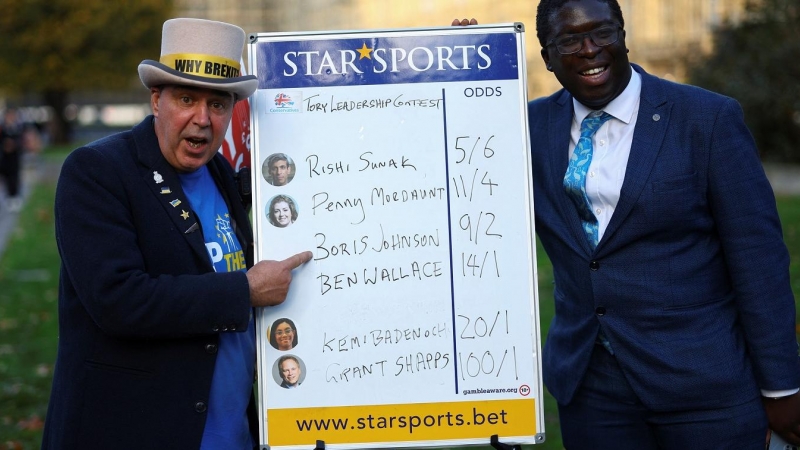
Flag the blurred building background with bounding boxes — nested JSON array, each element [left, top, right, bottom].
[[179, 0, 747, 99], [0, 0, 751, 142]]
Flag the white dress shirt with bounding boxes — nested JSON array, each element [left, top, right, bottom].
[[569, 69, 641, 242]]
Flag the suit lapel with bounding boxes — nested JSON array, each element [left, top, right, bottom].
[[598, 66, 671, 252], [132, 118, 211, 265]]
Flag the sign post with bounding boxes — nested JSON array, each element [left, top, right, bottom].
[[248, 24, 544, 449]]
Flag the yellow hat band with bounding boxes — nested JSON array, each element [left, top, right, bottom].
[[160, 53, 241, 79]]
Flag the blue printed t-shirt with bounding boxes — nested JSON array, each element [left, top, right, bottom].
[[179, 165, 255, 450]]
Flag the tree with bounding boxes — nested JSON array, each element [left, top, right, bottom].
[[687, 0, 800, 163], [0, 0, 174, 143]]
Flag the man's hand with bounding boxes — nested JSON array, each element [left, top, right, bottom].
[[763, 392, 800, 445], [246, 251, 313, 307], [451, 18, 478, 26]]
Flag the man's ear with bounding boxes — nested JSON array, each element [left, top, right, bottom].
[[620, 29, 628, 52], [150, 87, 161, 117], [541, 48, 553, 72]]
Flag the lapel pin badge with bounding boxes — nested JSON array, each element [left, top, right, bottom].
[[160, 187, 171, 195], [181, 210, 190, 220], [153, 171, 164, 184], [170, 199, 182, 207]]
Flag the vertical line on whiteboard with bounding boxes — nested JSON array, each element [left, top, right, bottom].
[[441, 88, 460, 394]]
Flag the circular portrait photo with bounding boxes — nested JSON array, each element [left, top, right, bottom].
[[262, 153, 295, 187], [269, 317, 298, 351], [267, 194, 299, 228], [273, 354, 305, 389]]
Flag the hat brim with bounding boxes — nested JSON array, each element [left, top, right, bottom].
[[138, 60, 258, 99]]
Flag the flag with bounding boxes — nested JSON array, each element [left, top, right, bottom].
[[220, 58, 253, 172]]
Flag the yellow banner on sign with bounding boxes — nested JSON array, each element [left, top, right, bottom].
[[267, 398, 537, 446]]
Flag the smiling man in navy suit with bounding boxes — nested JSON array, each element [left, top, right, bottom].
[[525, 0, 800, 448]]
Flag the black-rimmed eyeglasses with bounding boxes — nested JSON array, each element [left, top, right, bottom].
[[546, 25, 622, 55]]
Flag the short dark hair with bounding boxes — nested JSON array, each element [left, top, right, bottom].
[[279, 355, 299, 368], [268, 153, 289, 169], [536, 0, 625, 48]]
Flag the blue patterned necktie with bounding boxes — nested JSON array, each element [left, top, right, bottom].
[[563, 111, 612, 249]]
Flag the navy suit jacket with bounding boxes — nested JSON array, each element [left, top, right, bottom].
[[529, 64, 800, 411], [43, 117, 256, 449]]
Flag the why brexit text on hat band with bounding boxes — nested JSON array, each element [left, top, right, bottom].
[[160, 53, 241, 79]]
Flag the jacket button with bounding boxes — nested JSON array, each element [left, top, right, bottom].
[[589, 260, 600, 271], [195, 401, 207, 413], [205, 344, 217, 354], [596, 307, 606, 316], [212, 325, 219, 332]]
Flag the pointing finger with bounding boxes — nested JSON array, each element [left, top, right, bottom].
[[282, 251, 313, 270]]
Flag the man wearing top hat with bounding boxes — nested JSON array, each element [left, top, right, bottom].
[[42, 18, 312, 449]]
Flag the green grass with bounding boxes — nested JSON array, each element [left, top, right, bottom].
[[0, 160, 61, 448], [780, 196, 800, 311], [0, 150, 798, 448]]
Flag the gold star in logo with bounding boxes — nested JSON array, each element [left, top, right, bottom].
[[356, 43, 373, 59], [181, 210, 190, 220]]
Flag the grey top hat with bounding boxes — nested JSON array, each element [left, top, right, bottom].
[[138, 18, 258, 99]]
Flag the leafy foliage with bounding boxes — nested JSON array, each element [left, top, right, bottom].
[[0, 0, 173, 92], [687, 0, 800, 162], [0, 0, 174, 143]]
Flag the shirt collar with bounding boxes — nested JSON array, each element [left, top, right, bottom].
[[572, 66, 642, 125]]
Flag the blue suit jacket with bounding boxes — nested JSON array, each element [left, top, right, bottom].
[[529, 64, 800, 411], [43, 117, 256, 449]]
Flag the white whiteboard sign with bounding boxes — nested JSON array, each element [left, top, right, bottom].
[[249, 24, 544, 450]]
